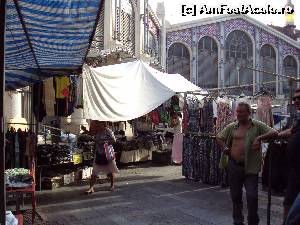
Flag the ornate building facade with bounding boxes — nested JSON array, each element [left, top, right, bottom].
[[165, 14, 300, 96], [87, 0, 164, 68]]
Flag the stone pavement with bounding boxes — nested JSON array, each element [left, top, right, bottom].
[[36, 164, 284, 225]]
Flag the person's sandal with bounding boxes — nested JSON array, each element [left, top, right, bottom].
[[85, 189, 94, 194], [108, 186, 115, 192]]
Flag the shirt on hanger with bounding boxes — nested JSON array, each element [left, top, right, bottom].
[[255, 95, 274, 127], [44, 77, 55, 116], [55, 76, 70, 99], [76, 76, 83, 107]]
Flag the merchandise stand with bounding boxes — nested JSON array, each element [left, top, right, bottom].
[[6, 160, 36, 224]]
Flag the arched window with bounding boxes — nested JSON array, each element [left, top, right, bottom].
[[167, 43, 190, 81], [225, 30, 253, 95], [260, 44, 276, 95], [197, 36, 218, 88], [283, 56, 298, 96]]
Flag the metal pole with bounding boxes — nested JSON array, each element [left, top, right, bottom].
[[236, 64, 240, 86], [267, 141, 273, 225], [118, 0, 121, 41], [0, 0, 6, 224], [289, 78, 294, 120], [182, 92, 187, 134]]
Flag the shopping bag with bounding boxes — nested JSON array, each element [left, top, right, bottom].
[[219, 152, 229, 169], [104, 142, 115, 162]]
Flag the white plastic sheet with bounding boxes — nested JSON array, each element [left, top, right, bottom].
[[82, 60, 207, 121]]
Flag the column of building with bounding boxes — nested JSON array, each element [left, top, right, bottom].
[[219, 21, 225, 89], [255, 27, 261, 94], [191, 29, 197, 84]]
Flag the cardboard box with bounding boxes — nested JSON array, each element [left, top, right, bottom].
[[64, 172, 75, 185], [82, 167, 93, 179], [72, 153, 83, 165], [51, 176, 63, 189]]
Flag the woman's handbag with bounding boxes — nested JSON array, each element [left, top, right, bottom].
[[94, 144, 109, 165], [104, 142, 115, 162]]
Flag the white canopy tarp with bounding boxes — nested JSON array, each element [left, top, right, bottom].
[[82, 60, 207, 121]]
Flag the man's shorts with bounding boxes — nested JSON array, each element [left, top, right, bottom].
[[284, 168, 300, 207]]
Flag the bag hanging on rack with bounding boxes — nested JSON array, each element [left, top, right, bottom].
[[104, 142, 115, 162]]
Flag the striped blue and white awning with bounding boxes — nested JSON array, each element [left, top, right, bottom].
[[5, 0, 103, 90]]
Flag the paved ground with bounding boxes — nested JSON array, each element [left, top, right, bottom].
[[35, 164, 284, 225]]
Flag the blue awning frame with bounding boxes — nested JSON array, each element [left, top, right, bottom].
[[5, 0, 104, 90], [1, 1, 104, 223]]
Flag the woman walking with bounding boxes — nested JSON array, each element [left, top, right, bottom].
[[85, 120, 118, 194]]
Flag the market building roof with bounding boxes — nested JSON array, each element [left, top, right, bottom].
[[268, 25, 300, 41]]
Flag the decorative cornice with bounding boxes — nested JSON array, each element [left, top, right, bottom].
[[85, 47, 134, 68], [148, 5, 161, 28], [167, 14, 300, 49]]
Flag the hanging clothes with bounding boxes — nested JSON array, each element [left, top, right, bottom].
[[44, 77, 56, 116], [5, 129, 15, 169], [182, 135, 193, 179], [55, 76, 70, 99], [68, 76, 77, 115], [26, 132, 37, 160], [14, 130, 20, 168], [194, 137, 210, 183], [186, 96, 201, 133], [262, 141, 289, 194], [255, 95, 274, 127], [5, 130, 36, 169], [216, 97, 234, 132], [201, 99, 215, 133], [17, 129, 27, 168], [76, 75, 84, 108], [182, 98, 224, 185], [33, 82, 46, 122]]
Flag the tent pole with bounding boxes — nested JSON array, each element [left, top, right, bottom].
[[182, 92, 187, 134], [0, 0, 7, 224]]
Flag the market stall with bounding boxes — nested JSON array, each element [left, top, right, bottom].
[[82, 60, 206, 121], [0, 0, 104, 222], [81, 60, 207, 165]]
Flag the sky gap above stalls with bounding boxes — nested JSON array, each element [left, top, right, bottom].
[[5, 0, 103, 90], [82, 60, 207, 121]]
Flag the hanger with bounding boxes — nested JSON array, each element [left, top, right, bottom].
[[254, 83, 273, 98], [238, 87, 246, 98]]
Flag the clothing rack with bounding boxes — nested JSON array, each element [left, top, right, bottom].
[[6, 122, 36, 126], [240, 65, 300, 81], [207, 79, 289, 92], [184, 132, 216, 138], [42, 124, 64, 131]]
